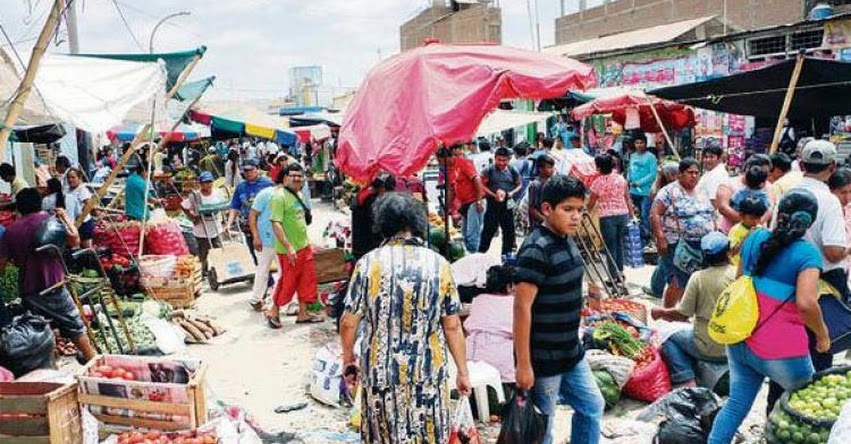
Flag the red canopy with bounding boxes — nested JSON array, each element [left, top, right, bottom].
[[336, 43, 596, 181], [571, 91, 695, 132]]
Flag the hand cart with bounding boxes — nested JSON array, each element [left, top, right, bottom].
[[193, 192, 256, 291]]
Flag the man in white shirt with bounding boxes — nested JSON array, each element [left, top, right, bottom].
[[790, 140, 850, 301], [696, 146, 729, 208]]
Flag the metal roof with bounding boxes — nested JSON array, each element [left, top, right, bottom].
[[542, 16, 717, 58]]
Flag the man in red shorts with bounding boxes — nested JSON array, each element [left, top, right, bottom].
[[265, 164, 320, 328]]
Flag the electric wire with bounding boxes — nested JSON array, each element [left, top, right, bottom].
[[109, 0, 144, 51]]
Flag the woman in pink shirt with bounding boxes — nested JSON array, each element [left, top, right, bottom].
[[588, 154, 635, 274]]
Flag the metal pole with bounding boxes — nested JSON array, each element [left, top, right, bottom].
[[66, 0, 79, 53], [0, 0, 64, 159], [149, 11, 190, 54]]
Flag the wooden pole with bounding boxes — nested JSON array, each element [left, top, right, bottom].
[[75, 54, 203, 226], [645, 93, 680, 160], [769, 54, 805, 155], [0, 0, 64, 159]]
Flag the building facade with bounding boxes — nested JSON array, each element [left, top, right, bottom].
[[555, 0, 814, 45], [400, 1, 501, 52]]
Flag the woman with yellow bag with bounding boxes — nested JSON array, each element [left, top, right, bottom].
[[708, 189, 831, 444]]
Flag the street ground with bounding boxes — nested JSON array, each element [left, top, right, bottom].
[[180, 200, 837, 443]]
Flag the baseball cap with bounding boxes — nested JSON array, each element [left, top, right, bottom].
[[801, 140, 837, 166], [241, 159, 259, 170], [700, 231, 729, 255], [198, 171, 214, 183]]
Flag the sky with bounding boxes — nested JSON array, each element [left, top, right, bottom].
[[1, 0, 602, 103]]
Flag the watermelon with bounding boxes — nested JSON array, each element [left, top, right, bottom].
[[428, 227, 447, 248], [593, 370, 620, 410]]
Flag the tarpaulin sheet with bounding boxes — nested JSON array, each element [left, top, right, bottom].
[[476, 110, 553, 137], [571, 91, 696, 132], [336, 43, 596, 182], [174, 76, 215, 102], [649, 57, 851, 118], [191, 102, 297, 145], [33, 54, 167, 134], [0, 47, 54, 126], [10, 123, 66, 144], [74, 47, 206, 92]]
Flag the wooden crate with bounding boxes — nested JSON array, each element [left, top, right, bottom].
[[145, 258, 202, 308], [0, 382, 82, 444], [314, 247, 348, 284], [78, 355, 207, 431]]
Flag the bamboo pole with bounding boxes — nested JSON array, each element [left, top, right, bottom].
[[0, 0, 64, 159], [75, 54, 203, 226], [769, 54, 805, 155], [645, 93, 680, 160]]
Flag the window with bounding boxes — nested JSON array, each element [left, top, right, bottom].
[[791, 29, 824, 51], [748, 35, 786, 57]]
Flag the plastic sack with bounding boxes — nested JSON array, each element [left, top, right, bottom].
[[496, 391, 547, 444], [309, 344, 345, 407], [586, 349, 636, 389], [449, 397, 482, 444], [829, 399, 851, 444], [33, 216, 67, 255], [140, 313, 187, 355], [144, 220, 190, 256], [708, 275, 758, 345], [623, 347, 672, 403], [0, 313, 56, 377], [636, 387, 723, 444]]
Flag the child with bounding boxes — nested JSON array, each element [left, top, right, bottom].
[[728, 195, 769, 267], [730, 164, 771, 223], [513, 174, 604, 444], [651, 231, 733, 388]]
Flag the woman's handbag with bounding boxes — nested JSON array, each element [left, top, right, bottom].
[[673, 240, 704, 275]]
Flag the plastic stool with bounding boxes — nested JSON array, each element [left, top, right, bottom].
[[448, 360, 506, 421]]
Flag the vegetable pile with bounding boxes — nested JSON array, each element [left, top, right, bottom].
[[592, 321, 646, 360], [0, 263, 20, 303], [787, 372, 851, 420], [93, 220, 142, 260], [765, 370, 851, 444], [88, 364, 138, 381], [115, 429, 216, 444], [145, 221, 190, 256]]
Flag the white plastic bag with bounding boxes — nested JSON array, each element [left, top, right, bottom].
[[309, 344, 343, 407], [140, 313, 187, 355], [829, 400, 851, 443]]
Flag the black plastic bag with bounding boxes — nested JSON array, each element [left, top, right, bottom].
[[34, 216, 68, 256], [636, 387, 723, 444], [0, 313, 56, 377], [496, 391, 548, 444]]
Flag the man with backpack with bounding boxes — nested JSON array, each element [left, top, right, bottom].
[[478, 147, 523, 255]]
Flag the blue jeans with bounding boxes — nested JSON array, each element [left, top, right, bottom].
[[661, 329, 726, 384], [630, 193, 652, 240], [531, 359, 604, 444], [599, 214, 629, 275], [650, 259, 667, 297], [461, 202, 485, 253], [708, 343, 814, 444]]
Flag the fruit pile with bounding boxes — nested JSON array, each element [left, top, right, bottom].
[[766, 369, 851, 444], [88, 364, 138, 381], [115, 429, 216, 444]]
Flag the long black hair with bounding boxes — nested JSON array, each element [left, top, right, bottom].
[[753, 189, 818, 276], [46, 178, 65, 209]]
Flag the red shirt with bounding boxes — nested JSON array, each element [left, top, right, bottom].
[[451, 158, 480, 206]]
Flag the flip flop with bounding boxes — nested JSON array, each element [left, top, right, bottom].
[[266, 315, 283, 329], [295, 316, 324, 324]]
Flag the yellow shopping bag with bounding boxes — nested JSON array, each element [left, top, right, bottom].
[[708, 275, 759, 345]]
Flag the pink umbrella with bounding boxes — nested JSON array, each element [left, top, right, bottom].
[[336, 43, 596, 182], [571, 91, 696, 133]]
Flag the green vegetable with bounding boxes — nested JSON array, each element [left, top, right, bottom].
[[81, 269, 100, 279], [592, 321, 645, 359], [0, 263, 20, 303], [593, 370, 620, 410]]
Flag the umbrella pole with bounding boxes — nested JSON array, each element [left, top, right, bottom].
[[769, 54, 805, 155], [646, 95, 680, 160], [443, 152, 451, 258]]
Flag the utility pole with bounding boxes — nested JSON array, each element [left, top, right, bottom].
[[0, 0, 64, 159], [66, 0, 79, 53]]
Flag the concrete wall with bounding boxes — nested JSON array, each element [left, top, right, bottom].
[[400, 5, 502, 51], [555, 0, 804, 44]]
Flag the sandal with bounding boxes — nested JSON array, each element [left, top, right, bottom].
[[266, 315, 283, 329], [295, 316, 324, 324]]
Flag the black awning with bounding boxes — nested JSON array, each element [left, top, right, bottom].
[[11, 124, 67, 144], [649, 57, 851, 118]]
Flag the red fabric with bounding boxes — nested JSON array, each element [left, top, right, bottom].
[[451, 158, 479, 206], [336, 43, 596, 182], [571, 92, 696, 132], [273, 247, 318, 307]]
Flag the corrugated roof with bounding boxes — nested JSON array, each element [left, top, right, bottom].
[[542, 16, 717, 58]]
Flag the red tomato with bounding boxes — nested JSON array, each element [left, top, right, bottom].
[[122, 371, 136, 381]]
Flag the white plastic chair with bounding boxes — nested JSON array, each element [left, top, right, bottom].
[[447, 360, 506, 421]]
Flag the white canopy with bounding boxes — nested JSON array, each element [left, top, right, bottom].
[[476, 110, 553, 137], [32, 53, 167, 134]]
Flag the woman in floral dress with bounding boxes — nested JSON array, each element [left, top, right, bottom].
[[340, 192, 471, 444]]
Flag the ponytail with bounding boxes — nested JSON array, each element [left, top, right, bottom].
[[753, 212, 812, 275]]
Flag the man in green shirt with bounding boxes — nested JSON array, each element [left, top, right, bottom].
[[266, 163, 320, 328]]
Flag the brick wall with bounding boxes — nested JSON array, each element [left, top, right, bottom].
[[555, 0, 804, 45], [400, 5, 502, 51]]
